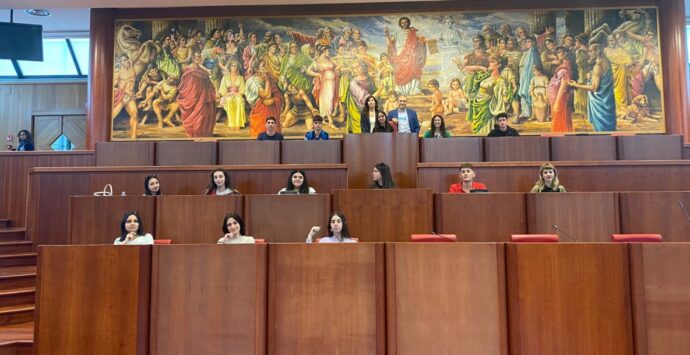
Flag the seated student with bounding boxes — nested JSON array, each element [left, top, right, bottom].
[[277, 170, 317, 194], [423, 114, 451, 138], [370, 162, 397, 189], [487, 112, 520, 137], [217, 213, 255, 244], [257, 116, 284, 140], [114, 211, 154, 245], [449, 163, 488, 193], [304, 115, 329, 140], [531, 163, 567, 192], [306, 212, 357, 243], [204, 169, 240, 195], [372, 111, 395, 133], [144, 175, 161, 196], [16, 130, 35, 151]]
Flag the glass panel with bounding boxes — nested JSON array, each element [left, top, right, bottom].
[[69, 38, 89, 75], [0, 59, 16, 76], [50, 134, 75, 151], [17, 39, 78, 76]]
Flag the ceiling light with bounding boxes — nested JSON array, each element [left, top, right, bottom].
[[25, 9, 51, 17]]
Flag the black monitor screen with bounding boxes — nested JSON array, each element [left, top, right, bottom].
[[0, 22, 43, 61]]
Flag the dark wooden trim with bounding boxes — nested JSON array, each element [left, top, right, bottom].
[[88, 9, 115, 149]]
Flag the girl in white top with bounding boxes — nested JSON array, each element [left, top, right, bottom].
[[306, 212, 357, 243], [217, 212, 255, 244], [204, 169, 240, 196], [277, 170, 317, 194], [114, 211, 154, 245], [144, 175, 161, 196]]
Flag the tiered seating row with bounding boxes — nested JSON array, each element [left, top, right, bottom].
[[36, 243, 690, 354], [65, 191, 690, 246]]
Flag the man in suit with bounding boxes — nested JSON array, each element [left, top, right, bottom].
[[387, 95, 420, 134]]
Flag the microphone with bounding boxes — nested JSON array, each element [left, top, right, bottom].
[[679, 201, 690, 228], [552, 224, 579, 242], [431, 231, 457, 242]]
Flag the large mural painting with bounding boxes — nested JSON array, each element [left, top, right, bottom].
[[111, 8, 664, 140]]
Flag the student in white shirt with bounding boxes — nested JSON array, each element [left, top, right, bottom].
[[217, 212, 255, 244], [114, 211, 154, 245], [306, 212, 357, 243], [277, 170, 317, 194]]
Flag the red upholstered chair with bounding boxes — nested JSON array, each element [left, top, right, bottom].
[[511, 234, 559, 243], [410, 234, 457, 242], [254, 238, 266, 244], [154, 239, 172, 245], [611, 234, 662, 242]]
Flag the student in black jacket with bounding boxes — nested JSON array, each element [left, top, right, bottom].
[[487, 113, 520, 137]]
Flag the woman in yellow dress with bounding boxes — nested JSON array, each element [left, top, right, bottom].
[[218, 61, 247, 130]]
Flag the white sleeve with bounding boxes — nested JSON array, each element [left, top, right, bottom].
[[309, 187, 317, 194]]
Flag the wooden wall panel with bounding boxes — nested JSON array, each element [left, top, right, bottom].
[[343, 134, 418, 188], [434, 193, 526, 242], [418, 161, 690, 193], [244, 194, 330, 242], [156, 141, 217, 166], [550, 136, 617, 161], [33, 116, 62, 151], [619, 192, 690, 242], [155, 195, 243, 244], [507, 243, 634, 355], [281, 140, 342, 164], [484, 137, 550, 162], [526, 192, 620, 242], [0, 151, 94, 228], [218, 140, 280, 165], [617, 135, 683, 160], [62, 115, 88, 150], [150, 245, 266, 355], [386, 243, 507, 355], [332, 189, 433, 242], [68, 196, 156, 245], [420, 137, 483, 163], [35, 245, 151, 355], [0, 83, 87, 147], [96, 142, 155, 166], [630, 243, 690, 355], [268, 243, 385, 355]]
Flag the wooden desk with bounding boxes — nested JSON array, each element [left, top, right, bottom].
[[281, 140, 342, 164], [386, 243, 507, 355], [550, 136, 617, 161], [332, 189, 433, 242], [268, 243, 385, 355], [35, 245, 151, 355], [434, 193, 526, 242], [156, 141, 217, 165], [0, 151, 93, 228], [506, 243, 633, 355], [27, 165, 346, 245], [526, 192, 620, 242], [619, 192, 690, 242], [219, 140, 280, 165], [244, 194, 330, 242], [630, 243, 690, 355], [155, 195, 243, 244], [484, 136, 550, 162], [95, 142, 155, 166], [617, 135, 683, 160], [69, 196, 156, 244], [150, 245, 266, 355], [343, 133, 419, 188], [420, 137, 483, 163]]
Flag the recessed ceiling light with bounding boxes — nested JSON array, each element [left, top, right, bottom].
[[25, 9, 51, 17]]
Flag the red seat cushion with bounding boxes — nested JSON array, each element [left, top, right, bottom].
[[511, 234, 559, 243], [611, 234, 662, 242], [411, 234, 457, 242], [154, 239, 172, 245], [254, 238, 266, 244]]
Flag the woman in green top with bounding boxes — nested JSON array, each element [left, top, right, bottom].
[[423, 114, 451, 138]]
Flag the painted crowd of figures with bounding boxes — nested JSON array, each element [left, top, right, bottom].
[[112, 9, 662, 139]]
